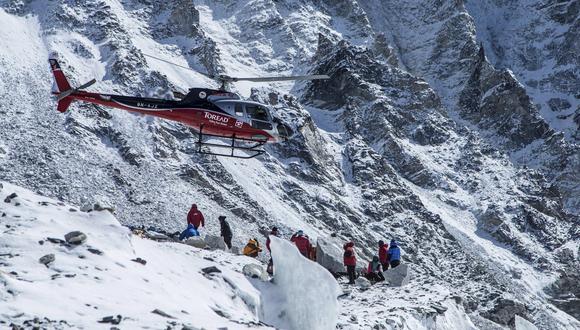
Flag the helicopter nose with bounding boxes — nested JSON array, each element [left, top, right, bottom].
[[275, 122, 293, 141]]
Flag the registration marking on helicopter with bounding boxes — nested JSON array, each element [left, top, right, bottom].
[[111, 100, 170, 111]]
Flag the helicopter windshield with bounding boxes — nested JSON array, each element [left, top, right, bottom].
[[245, 104, 270, 122]]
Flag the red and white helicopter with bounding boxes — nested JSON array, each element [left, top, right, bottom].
[[49, 54, 329, 158]]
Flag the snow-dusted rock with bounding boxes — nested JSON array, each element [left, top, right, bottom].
[[204, 235, 226, 251], [39, 253, 55, 266], [64, 231, 87, 245], [383, 264, 410, 287], [201, 266, 221, 274], [4, 192, 17, 203], [242, 264, 267, 280], [183, 237, 206, 249], [484, 298, 528, 326], [355, 277, 371, 289], [80, 200, 115, 213], [316, 237, 346, 274]]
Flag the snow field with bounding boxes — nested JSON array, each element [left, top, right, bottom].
[[0, 182, 270, 329]]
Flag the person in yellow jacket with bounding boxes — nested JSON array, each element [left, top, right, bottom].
[[243, 238, 262, 258]]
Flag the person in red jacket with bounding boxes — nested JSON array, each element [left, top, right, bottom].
[[378, 240, 389, 270], [290, 230, 312, 258], [343, 241, 357, 284], [187, 204, 205, 230]]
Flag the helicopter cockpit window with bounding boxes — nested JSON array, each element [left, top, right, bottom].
[[246, 105, 269, 121], [246, 104, 273, 130]]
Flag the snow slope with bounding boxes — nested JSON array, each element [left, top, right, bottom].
[[0, 181, 270, 329]]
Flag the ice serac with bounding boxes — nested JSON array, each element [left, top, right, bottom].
[[269, 237, 340, 330], [515, 315, 539, 330]]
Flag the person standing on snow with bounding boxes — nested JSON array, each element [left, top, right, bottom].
[[343, 241, 357, 284], [290, 230, 312, 258], [378, 240, 389, 270], [219, 216, 232, 249], [266, 226, 279, 275], [365, 256, 385, 283], [187, 203, 205, 231], [387, 239, 401, 268]]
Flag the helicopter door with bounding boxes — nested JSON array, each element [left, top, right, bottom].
[[245, 104, 273, 130]]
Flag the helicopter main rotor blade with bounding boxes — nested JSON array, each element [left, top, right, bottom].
[[142, 53, 216, 79], [225, 75, 330, 83]]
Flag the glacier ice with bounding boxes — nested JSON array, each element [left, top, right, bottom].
[[265, 236, 341, 330]]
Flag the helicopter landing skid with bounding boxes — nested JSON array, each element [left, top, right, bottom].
[[195, 128, 267, 159]]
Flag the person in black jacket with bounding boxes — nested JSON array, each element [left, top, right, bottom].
[[219, 216, 233, 249]]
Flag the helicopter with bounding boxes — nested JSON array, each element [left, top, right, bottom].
[[49, 53, 329, 158]]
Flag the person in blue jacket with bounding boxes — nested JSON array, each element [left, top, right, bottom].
[[179, 223, 200, 240], [387, 239, 401, 268]]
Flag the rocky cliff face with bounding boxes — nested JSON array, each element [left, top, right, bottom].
[[0, 0, 578, 328]]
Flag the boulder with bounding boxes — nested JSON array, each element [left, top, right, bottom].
[[201, 266, 221, 274], [64, 231, 87, 245], [98, 315, 122, 325], [230, 245, 240, 254], [39, 254, 55, 266], [242, 263, 268, 280], [184, 237, 206, 249], [204, 235, 227, 250], [4, 192, 17, 203], [355, 276, 371, 289], [80, 199, 115, 213], [316, 237, 346, 274], [484, 298, 528, 326], [151, 309, 176, 319], [383, 264, 410, 287], [93, 202, 115, 213], [131, 258, 147, 265]]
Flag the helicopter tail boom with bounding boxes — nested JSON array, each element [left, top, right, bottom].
[[49, 56, 71, 93]]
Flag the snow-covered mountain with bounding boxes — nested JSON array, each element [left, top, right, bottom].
[[0, 0, 578, 329]]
